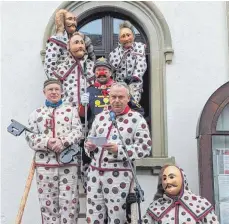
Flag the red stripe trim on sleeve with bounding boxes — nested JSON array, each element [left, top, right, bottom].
[[48, 38, 67, 49]]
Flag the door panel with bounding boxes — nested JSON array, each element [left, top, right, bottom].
[[79, 13, 150, 122]]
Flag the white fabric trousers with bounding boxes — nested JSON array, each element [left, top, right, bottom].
[[36, 166, 79, 224], [86, 167, 133, 224]]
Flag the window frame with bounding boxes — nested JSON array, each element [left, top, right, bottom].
[[40, 1, 175, 172], [78, 12, 150, 58], [197, 81, 229, 204]]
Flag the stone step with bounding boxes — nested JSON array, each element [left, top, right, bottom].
[[79, 213, 86, 218]]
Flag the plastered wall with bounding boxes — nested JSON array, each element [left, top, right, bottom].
[[1, 1, 228, 223]]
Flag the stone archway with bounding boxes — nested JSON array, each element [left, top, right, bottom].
[[40, 1, 174, 166]]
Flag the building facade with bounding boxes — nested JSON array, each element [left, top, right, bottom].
[[1, 1, 229, 223]]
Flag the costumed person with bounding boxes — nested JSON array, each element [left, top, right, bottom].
[[79, 57, 145, 129], [53, 32, 95, 107], [127, 165, 219, 224], [44, 9, 96, 79], [84, 82, 152, 224], [109, 20, 147, 103], [25, 79, 83, 224]]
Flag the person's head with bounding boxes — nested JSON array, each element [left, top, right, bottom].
[[109, 82, 130, 114], [43, 79, 62, 103], [68, 32, 86, 59], [93, 57, 112, 84], [64, 11, 77, 34], [119, 21, 135, 49], [55, 9, 77, 35], [161, 165, 183, 196]]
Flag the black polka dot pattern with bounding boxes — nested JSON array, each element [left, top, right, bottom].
[[109, 42, 147, 103], [26, 104, 83, 166], [85, 109, 151, 168], [36, 166, 80, 223], [143, 167, 219, 223], [44, 35, 68, 79], [85, 109, 151, 223], [55, 54, 95, 107], [86, 169, 133, 223], [44, 33, 96, 79]]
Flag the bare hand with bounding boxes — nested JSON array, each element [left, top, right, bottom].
[[47, 138, 57, 149], [85, 141, 97, 152], [51, 139, 64, 153], [102, 143, 118, 154], [55, 9, 67, 34]]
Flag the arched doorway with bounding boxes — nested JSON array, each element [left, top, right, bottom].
[[197, 81, 229, 222], [41, 1, 175, 166], [78, 12, 150, 121]]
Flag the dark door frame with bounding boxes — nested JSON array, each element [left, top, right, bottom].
[[77, 9, 151, 119], [77, 9, 150, 58], [196, 81, 229, 204], [41, 1, 175, 163]]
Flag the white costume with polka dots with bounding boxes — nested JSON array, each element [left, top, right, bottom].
[[142, 167, 219, 224], [44, 32, 96, 79], [53, 53, 95, 107], [85, 106, 152, 224], [25, 103, 83, 224], [109, 42, 147, 103], [44, 33, 68, 79]]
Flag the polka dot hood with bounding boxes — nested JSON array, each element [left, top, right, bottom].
[[147, 165, 214, 222]]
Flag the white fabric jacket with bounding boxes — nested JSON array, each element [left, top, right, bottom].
[[85, 107, 152, 170], [109, 42, 147, 102], [53, 53, 95, 107], [25, 104, 83, 166]]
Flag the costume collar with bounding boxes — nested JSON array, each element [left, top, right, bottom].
[[45, 99, 62, 108], [118, 42, 134, 51], [111, 105, 130, 117], [67, 51, 88, 63], [147, 166, 213, 222], [94, 78, 114, 89]]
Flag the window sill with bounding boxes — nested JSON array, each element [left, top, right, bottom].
[[135, 157, 175, 175]]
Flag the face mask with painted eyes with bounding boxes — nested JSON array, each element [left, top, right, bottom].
[[69, 35, 86, 59], [64, 12, 77, 34], [119, 28, 134, 48], [162, 166, 183, 196]]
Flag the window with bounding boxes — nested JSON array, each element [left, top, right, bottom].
[[197, 81, 229, 223], [41, 1, 174, 170], [79, 19, 103, 49], [78, 13, 150, 124]]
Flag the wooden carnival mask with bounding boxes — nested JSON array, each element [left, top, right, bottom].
[[162, 166, 182, 196], [64, 12, 77, 34], [119, 27, 134, 48], [69, 33, 86, 59]]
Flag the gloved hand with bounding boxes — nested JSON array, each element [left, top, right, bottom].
[[126, 193, 137, 223], [81, 92, 90, 106], [126, 192, 137, 204]]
